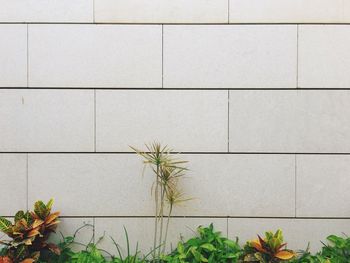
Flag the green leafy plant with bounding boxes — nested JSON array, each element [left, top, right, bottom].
[[0, 199, 60, 263], [243, 229, 295, 263], [131, 142, 191, 259], [110, 227, 151, 263], [291, 250, 329, 263], [162, 223, 242, 263], [317, 234, 350, 262]]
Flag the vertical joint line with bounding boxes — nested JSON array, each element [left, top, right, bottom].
[[227, 0, 230, 23], [226, 217, 229, 238], [26, 154, 29, 211], [296, 25, 299, 89], [294, 154, 297, 218], [227, 90, 230, 152], [94, 90, 96, 152], [93, 217, 96, 243], [93, 0, 95, 23], [26, 24, 29, 88], [161, 25, 164, 88]]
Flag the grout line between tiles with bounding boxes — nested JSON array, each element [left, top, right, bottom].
[[92, 0, 95, 23], [93, 217, 96, 243], [227, 0, 230, 23], [26, 24, 29, 88], [295, 154, 297, 218], [1, 22, 350, 25], [2, 87, 350, 90], [3, 152, 350, 155], [227, 90, 230, 152], [296, 25, 299, 88], [226, 217, 229, 238], [26, 153, 29, 210], [94, 89, 96, 152], [161, 25, 164, 88]]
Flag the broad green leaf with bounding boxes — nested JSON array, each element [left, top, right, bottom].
[[34, 200, 47, 219], [0, 217, 12, 232], [15, 210, 25, 223], [200, 243, 216, 252]]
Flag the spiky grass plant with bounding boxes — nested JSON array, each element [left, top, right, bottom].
[[130, 142, 190, 261]]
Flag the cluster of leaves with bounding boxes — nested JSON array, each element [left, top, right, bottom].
[[162, 224, 242, 263], [317, 234, 350, 262], [0, 199, 60, 263], [242, 230, 295, 262]]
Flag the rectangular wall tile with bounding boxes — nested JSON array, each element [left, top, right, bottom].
[[28, 25, 162, 88], [95, 218, 227, 255], [299, 25, 350, 88], [297, 91, 350, 153], [179, 154, 295, 217], [96, 90, 227, 152], [28, 154, 154, 216], [0, 90, 94, 152], [28, 154, 294, 217], [0, 0, 93, 22], [95, 0, 228, 23], [0, 154, 27, 216], [296, 155, 350, 217], [228, 218, 350, 253], [230, 90, 350, 153], [229, 90, 297, 152], [163, 25, 297, 89], [0, 25, 27, 87], [229, 0, 350, 23]]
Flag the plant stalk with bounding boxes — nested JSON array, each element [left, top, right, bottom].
[[162, 204, 173, 254], [153, 164, 160, 261]]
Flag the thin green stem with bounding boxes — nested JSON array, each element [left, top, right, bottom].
[[162, 204, 173, 254], [158, 185, 166, 259], [153, 164, 160, 261]]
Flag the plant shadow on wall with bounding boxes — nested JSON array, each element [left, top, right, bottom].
[[0, 142, 349, 262]]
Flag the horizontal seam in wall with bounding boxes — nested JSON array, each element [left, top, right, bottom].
[[3, 152, 350, 155], [4, 215, 350, 220], [1, 22, 350, 25], [2, 88, 350, 91]]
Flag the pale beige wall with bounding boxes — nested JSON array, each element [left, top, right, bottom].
[[1, 0, 350, 254]]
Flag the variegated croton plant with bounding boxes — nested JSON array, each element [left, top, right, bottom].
[[0, 199, 60, 263]]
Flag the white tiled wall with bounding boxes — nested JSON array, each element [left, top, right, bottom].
[[0, 90, 94, 152], [299, 25, 350, 89], [94, 0, 228, 23], [28, 25, 162, 88], [96, 90, 228, 152], [163, 25, 297, 89], [1, 0, 350, 256], [229, 0, 350, 23], [0, 0, 93, 23], [0, 25, 27, 87]]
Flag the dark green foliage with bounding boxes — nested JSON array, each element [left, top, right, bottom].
[[318, 235, 350, 262]]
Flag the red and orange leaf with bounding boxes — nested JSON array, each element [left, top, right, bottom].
[[275, 250, 295, 260], [31, 219, 44, 229], [0, 256, 13, 263], [45, 212, 60, 224], [27, 229, 40, 238], [251, 239, 268, 254]]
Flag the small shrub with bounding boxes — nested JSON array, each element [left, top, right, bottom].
[[0, 199, 60, 263], [242, 229, 295, 262], [318, 234, 350, 262], [162, 223, 242, 263]]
